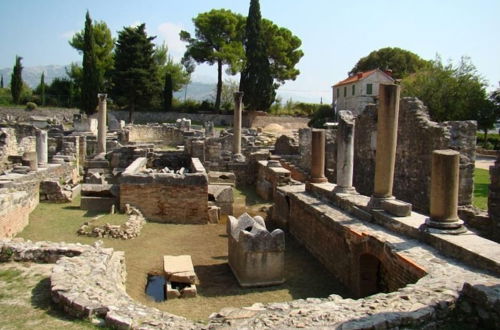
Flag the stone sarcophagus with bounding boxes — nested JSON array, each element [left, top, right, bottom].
[[227, 213, 285, 287]]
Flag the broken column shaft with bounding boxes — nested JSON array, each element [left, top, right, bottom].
[[369, 84, 400, 208], [425, 149, 466, 233], [310, 129, 327, 183], [334, 110, 356, 193], [36, 129, 48, 167], [233, 92, 244, 160], [97, 94, 107, 154]]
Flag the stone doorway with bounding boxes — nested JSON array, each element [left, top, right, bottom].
[[358, 253, 388, 297]]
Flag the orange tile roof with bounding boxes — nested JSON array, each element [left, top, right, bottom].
[[333, 69, 381, 87]]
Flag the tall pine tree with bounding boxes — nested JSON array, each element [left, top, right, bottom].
[[112, 24, 161, 123], [240, 0, 275, 111], [81, 11, 99, 115], [11, 56, 23, 105], [0, 75, 4, 88], [40, 72, 46, 106], [163, 73, 173, 111]]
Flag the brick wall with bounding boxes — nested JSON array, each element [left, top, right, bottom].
[[284, 191, 426, 297], [120, 173, 208, 224]]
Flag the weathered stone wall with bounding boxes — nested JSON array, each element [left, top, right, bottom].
[[0, 107, 79, 123], [353, 97, 476, 213], [121, 124, 185, 145], [119, 162, 209, 224], [0, 125, 37, 171], [284, 189, 426, 297], [256, 160, 292, 201], [110, 110, 234, 126], [0, 163, 77, 238]]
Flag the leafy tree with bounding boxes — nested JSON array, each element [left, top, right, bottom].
[[80, 11, 99, 115], [261, 19, 303, 86], [218, 79, 239, 111], [163, 73, 173, 111], [70, 19, 114, 92], [350, 47, 430, 79], [112, 23, 161, 122], [46, 78, 77, 107], [154, 43, 190, 92], [180, 9, 245, 110], [401, 56, 492, 122], [0, 75, 3, 89], [10, 56, 23, 104], [240, 0, 275, 111]]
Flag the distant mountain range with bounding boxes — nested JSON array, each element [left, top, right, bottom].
[[0, 64, 322, 103]]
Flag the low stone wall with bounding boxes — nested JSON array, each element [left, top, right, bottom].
[[120, 163, 209, 223], [121, 124, 184, 145], [0, 235, 498, 328], [256, 160, 292, 201], [0, 107, 79, 123], [0, 163, 77, 238]]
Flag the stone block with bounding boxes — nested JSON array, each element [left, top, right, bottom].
[[81, 184, 118, 197], [381, 199, 412, 217], [80, 196, 117, 212], [163, 255, 197, 284], [208, 205, 220, 224], [85, 159, 110, 169]]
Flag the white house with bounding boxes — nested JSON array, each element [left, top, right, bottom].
[[332, 69, 394, 116]]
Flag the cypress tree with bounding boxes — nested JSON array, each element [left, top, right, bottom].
[[163, 73, 173, 111], [240, 0, 275, 111], [0, 75, 4, 88], [11, 56, 23, 104], [40, 72, 46, 106], [81, 11, 99, 115]]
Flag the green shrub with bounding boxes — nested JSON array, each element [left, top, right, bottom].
[[477, 133, 500, 150], [25, 102, 37, 111]]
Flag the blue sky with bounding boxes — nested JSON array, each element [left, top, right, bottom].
[[1, 0, 499, 103]]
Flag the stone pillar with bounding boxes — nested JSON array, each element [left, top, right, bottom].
[[36, 130, 48, 167], [233, 92, 244, 161], [310, 129, 327, 183], [425, 150, 466, 234], [22, 151, 38, 171], [488, 155, 500, 230], [368, 84, 400, 208], [334, 110, 356, 194], [97, 94, 107, 154]]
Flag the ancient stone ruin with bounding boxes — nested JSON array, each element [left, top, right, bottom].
[[0, 85, 499, 329], [227, 213, 285, 287]]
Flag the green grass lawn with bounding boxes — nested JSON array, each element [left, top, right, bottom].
[[473, 168, 490, 210]]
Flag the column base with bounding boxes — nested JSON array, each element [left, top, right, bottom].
[[368, 195, 394, 209], [422, 218, 467, 235], [333, 186, 358, 195], [310, 177, 328, 183]]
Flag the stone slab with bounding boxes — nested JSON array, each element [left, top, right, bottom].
[[381, 199, 412, 217], [163, 255, 197, 284]]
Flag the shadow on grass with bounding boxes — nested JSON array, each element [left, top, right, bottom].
[[237, 185, 268, 206], [474, 182, 489, 199], [30, 277, 99, 327], [195, 232, 353, 300]]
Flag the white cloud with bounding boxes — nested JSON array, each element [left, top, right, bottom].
[[60, 30, 76, 40], [157, 22, 186, 59]]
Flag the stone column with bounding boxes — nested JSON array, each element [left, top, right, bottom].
[[310, 129, 327, 183], [97, 93, 107, 154], [334, 110, 356, 193], [233, 91, 244, 161], [36, 129, 48, 167], [368, 84, 400, 208], [425, 150, 466, 233]]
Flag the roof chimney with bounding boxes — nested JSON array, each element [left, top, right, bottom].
[[357, 72, 363, 79]]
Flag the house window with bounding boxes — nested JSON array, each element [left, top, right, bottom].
[[344, 86, 347, 97], [337, 88, 339, 98], [352, 85, 355, 96], [366, 83, 373, 95]]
